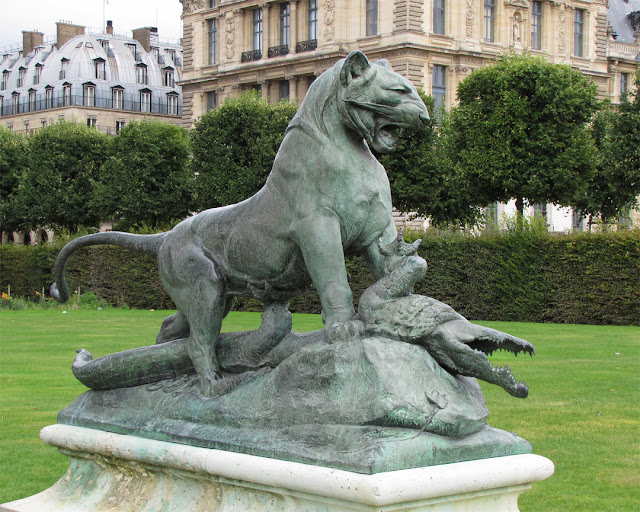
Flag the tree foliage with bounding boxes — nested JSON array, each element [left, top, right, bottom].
[[578, 69, 640, 222], [16, 122, 109, 233], [378, 91, 483, 226], [0, 128, 28, 233], [191, 92, 298, 210], [94, 120, 194, 231], [449, 53, 600, 215]]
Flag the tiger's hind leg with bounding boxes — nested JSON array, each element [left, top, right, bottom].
[[159, 243, 228, 397]]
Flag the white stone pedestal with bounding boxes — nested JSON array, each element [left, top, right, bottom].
[[1, 424, 554, 512]]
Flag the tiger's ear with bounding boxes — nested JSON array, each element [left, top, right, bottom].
[[340, 51, 371, 86], [374, 59, 391, 69]]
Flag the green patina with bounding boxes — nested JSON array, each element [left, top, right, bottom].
[[52, 51, 535, 472]]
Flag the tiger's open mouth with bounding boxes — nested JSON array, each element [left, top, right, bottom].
[[373, 120, 405, 153]]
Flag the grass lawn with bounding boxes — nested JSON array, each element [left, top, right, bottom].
[[0, 310, 638, 510]]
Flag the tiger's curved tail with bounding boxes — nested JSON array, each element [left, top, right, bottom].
[[50, 231, 167, 302]]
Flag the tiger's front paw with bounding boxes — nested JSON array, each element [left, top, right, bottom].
[[326, 319, 366, 343]]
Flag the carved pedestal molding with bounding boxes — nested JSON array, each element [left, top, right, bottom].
[[0, 425, 555, 512]]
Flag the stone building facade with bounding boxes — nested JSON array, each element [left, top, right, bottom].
[[1, 21, 184, 137], [178, 0, 638, 230], [178, 0, 638, 127]]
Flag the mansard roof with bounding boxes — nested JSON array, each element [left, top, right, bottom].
[[0, 31, 182, 100]]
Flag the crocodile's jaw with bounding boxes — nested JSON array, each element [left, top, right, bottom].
[[429, 327, 532, 398]]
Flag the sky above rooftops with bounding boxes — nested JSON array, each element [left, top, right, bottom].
[[0, 0, 183, 51]]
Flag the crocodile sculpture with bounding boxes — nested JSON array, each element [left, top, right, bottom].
[[358, 232, 534, 398]]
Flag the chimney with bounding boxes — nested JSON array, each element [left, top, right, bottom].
[[22, 31, 44, 55], [132, 27, 157, 53], [56, 21, 85, 48], [106, 20, 113, 35]]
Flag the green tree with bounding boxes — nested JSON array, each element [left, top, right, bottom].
[[0, 128, 28, 234], [95, 120, 194, 231], [578, 70, 640, 223], [17, 122, 109, 233], [449, 53, 599, 218], [377, 92, 482, 227], [191, 92, 298, 209]]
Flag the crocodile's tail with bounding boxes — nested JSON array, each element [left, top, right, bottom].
[[50, 231, 167, 303], [73, 340, 193, 390]]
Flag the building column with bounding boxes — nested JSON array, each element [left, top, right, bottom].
[[259, 80, 270, 102], [262, 3, 272, 52], [234, 9, 244, 62], [290, 0, 299, 53], [287, 76, 298, 102]]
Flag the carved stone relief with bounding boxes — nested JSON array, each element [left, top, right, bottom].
[[466, 0, 474, 39], [225, 17, 235, 61], [558, 7, 566, 55], [324, 0, 336, 41], [504, 0, 530, 8], [181, 0, 206, 15]]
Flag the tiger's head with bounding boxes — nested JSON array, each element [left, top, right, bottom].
[[337, 51, 430, 153]]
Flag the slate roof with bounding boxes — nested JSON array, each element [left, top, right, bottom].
[[608, 0, 640, 43]]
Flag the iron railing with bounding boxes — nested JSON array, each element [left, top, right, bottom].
[[296, 39, 317, 53], [0, 93, 182, 117], [268, 44, 289, 58], [241, 50, 262, 62]]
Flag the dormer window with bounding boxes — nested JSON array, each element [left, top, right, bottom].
[[127, 43, 137, 59], [94, 58, 106, 80], [62, 82, 71, 106], [152, 47, 160, 61], [34, 64, 42, 85], [167, 93, 179, 115], [136, 63, 148, 85], [167, 49, 176, 62], [99, 40, 109, 53], [83, 83, 96, 107], [164, 67, 175, 87], [28, 89, 36, 111], [45, 86, 54, 108], [17, 67, 26, 87], [60, 58, 69, 80], [12, 92, 19, 114], [140, 89, 151, 112], [1, 71, 8, 90], [112, 86, 124, 109]]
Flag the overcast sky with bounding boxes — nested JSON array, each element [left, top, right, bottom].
[[0, 0, 183, 50]]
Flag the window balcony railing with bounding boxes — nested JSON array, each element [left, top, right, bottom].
[[241, 50, 262, 63], [0, 93, 182, 117], [268, 44, 289, 58], [296, 39, 317, 53]]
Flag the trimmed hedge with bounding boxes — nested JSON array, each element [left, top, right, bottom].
[[1, 230, 638, 325]]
